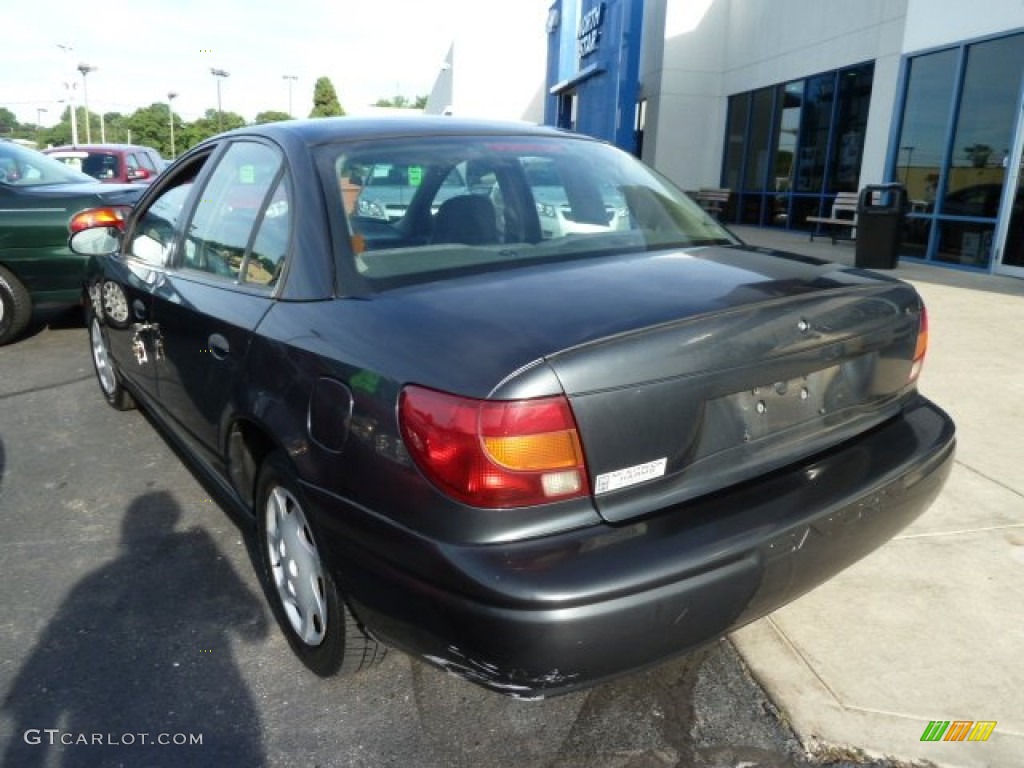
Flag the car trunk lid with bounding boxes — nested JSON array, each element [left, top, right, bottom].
[[544, 280, 922, 522]]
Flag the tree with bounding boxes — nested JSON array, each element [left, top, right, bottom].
[[309, 77, 344, 117], [180, 109, 246, 150], [254, 110, 291, 125], [0, 107, 20, 136], [125, 103, 176, 155], [37, 106, 79, 147], [103, 112, 129, 144], [374, 94, 409, 108], [963, 143, 993, 168], [372, 94, 428, 110]]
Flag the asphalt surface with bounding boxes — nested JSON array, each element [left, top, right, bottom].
[[0, 310, 926, 768]]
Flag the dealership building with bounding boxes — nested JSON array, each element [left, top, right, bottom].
[[536, 0, 1024, 277]]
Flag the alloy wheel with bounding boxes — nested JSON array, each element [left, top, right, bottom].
[[90, 318, 118, 396], [264, 486, 328, 646]]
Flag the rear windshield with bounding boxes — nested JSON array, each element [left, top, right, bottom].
[[51, 151, 122, 180], [0, 142, 93, 187], [319, 135, 737, 290]]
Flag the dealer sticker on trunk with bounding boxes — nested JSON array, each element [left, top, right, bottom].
[[594, 458, 668, 494]]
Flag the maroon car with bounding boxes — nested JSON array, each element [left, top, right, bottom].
[[44, 143, 165, 185]]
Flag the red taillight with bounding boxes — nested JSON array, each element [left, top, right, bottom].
[[69, 205, 132, 234], [399, 385, 589, 508], [909, 306, 929, 382]]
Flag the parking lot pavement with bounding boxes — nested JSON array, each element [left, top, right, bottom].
[[730, 226, 1024, 768], [0, 318, 926, 768]]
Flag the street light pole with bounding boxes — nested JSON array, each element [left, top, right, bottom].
[[282, 74, 297, 117], [210, 68, 229, 132], [167, 91, 178, 158], [57, 43, 78, 146], [78, 63, 97, 143]]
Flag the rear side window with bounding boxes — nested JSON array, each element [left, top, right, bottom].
[[181, 141, 289, 287], [243, 176, 291, 285], [136, 152, 158, 172]]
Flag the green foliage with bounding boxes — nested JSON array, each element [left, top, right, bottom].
[[310, 76, 345, 118], [372, 94, 428, 110], [6, 91, 320, 156], [180, 109, 246, 151], [102, 113, 130, 145], [0, 107, 20, 135], [374, 94, 409, 108], [963, 143, 993, 168], [254, 110, 292, 125], [125, 103, 177, 153]]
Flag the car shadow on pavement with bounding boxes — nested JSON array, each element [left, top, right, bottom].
[[1, 491, 270, 768], [14, 306, 86, 345]]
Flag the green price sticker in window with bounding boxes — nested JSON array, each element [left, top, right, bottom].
[[239, 165, 255, 184], [407, 166, 423, 186]]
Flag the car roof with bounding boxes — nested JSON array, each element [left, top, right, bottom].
[[44, 143, 159, 153], [210, 116, 579, 147]]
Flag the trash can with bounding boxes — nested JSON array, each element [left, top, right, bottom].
[[855, 183, 907, 269]]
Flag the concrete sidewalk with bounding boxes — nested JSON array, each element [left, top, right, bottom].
[[726, 226, 1024, 767]]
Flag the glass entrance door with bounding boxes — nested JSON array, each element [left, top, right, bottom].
[[996, 106, 1024, 276], [995, 128, 1019, 278]]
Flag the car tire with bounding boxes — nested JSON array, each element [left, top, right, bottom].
[[88, 314, 136, 411], [255, 451, 387, 677], [0, 265, 32, 347]]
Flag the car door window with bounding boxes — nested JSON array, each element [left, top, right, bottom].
[[240, 175, 291, 286], [128, 154, 209, 266], [182, 141, 284, 282]]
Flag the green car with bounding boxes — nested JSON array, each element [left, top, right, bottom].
[[0, 140, 143, 345]]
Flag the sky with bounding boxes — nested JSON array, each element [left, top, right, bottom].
[[1, 0, 552, 127]]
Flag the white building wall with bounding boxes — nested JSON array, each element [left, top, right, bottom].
[[641, 0, 731, 188], [424, 1, 550, 123], [902, 0, 1024, 54], [646, 0, 908, 191]]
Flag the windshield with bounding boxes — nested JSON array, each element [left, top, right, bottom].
[[320, 134, 738, 290], [0, 141, 95, 187]]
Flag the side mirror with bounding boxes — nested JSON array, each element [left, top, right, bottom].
[[69, 227, 121, 256], [68, 206, 131, 255]]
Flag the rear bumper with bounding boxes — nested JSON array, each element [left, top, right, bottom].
[[308, 394, 955, 697]]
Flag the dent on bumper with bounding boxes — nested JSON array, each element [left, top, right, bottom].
[[320, 395, 955, 697]]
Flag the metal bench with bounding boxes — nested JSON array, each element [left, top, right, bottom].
[[692, 188, 732, 219], [806, 192, 859, 243]]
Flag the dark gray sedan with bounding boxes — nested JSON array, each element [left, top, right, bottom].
[[69, 117, 955, 697]]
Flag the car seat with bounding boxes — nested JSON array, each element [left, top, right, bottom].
[[431, 195, 499, 245]]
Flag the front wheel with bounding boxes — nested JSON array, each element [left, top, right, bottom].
[[255, 452, 387, 676], [0, 265, 32, 346], [88, 315, 135, 410]]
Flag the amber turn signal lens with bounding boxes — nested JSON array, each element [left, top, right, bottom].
[[483, 430, 584, 471], [69, 206, 132, 234], [910, 306, 928, 382]]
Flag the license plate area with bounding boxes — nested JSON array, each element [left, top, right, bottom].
[[700, 361, 869, 457], [737, 366, 839, 442]]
